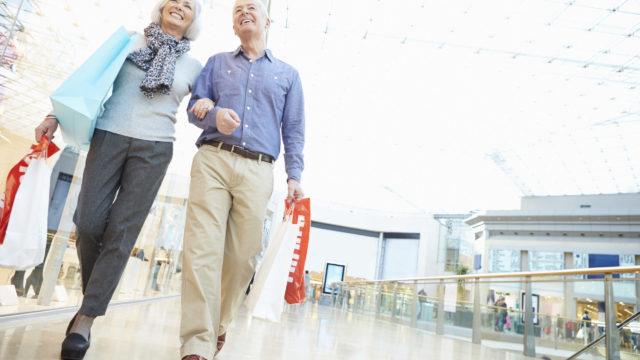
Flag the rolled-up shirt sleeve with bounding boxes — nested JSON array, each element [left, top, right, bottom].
[[187, 56, 220, 129], [281, 70, 305, 182]]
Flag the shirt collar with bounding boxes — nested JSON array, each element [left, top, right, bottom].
[[234, 46, 275, 63]]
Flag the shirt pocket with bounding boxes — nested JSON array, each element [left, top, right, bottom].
[[261, 70, 289, 111], [213, 66, 244, 99]]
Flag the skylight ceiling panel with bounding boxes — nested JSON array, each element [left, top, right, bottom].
[[572, 0, 625, 11], [518, 26, 586, 60], [359, 0, 423, 40], [513, 0, 562, 23], [552, 4, 610, 30], [607, 35, 640, 60], [616, 55, 640, 74], [405, 2, 464, 43], [618, 121, 640, 138], [598, 143, 631, 165], [593, 11, 640, 35], [456, 2, 550, 54], [328, 0, 376, 36], [618, 1, 640, 13], [279, 0, 330, 33], [562, 29, 624, 56]]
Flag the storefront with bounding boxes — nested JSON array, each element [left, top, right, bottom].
[[0, 144, 193, 314]]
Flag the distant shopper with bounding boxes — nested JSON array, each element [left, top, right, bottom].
[[417, 289, 427, 320], [582, 310, 592, 328], [556, 314, 565, 338], [35, 1, 203, 359], [582, 311, 592, 342], [304, 270, 311, 301], [494, 296, 507, 331]]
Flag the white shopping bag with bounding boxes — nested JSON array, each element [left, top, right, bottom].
[[245, 211, 298, 322], [0, 285, 18, 306], [0, 155, 51, 270]]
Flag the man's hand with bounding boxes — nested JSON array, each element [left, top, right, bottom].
[[189, 98, 215, 120], [287, 179, 304, 203], [215, 108, 241, 135], [35, 115, 58, 142]]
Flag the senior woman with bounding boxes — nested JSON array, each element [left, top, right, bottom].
[[34, 1, 207, 359]]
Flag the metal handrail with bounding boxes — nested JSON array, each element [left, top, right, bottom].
[[334, 266, 640, 359], [567, 311, 640, 360], [340, 265, 640, 284]]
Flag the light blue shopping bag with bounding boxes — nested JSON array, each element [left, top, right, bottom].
[[50, 27, 135, 149]]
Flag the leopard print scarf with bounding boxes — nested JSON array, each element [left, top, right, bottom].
[[127, 23, 190, 98]]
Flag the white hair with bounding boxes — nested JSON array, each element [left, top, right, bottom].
[[150, 0, 203, 40], [232, 0, 270, 21]]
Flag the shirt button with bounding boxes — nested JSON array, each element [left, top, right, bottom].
[[246, 106, 251, 110], [242, 142, 246, 146], [245, 124, 249, 128], [248, 89, 252, 94], [250, 73, 254, 77]]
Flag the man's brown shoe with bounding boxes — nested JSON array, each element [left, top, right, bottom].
[[182, 355, 207, 360], [215, 333, 226, 356]]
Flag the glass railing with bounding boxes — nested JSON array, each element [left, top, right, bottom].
[[331, 266, 640, 359]]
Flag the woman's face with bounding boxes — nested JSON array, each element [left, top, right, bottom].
[[161, 0, 194, 38]]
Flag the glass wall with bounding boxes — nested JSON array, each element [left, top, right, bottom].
[[0, 144, 194, 315], [435, 216, 473, 273]]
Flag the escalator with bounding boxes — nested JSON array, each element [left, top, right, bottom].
[[567, 311, 640, 360]]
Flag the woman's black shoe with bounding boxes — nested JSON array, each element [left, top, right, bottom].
[[60, 332, 90, 360]]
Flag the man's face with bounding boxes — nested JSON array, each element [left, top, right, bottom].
[[232, 0, 269, 38]]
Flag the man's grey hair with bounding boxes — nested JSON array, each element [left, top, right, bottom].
[[232, 0, 270, 21], [150, 0, 203, 40]]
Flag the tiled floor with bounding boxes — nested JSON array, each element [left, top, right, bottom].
[[0, 298, 530, 359]]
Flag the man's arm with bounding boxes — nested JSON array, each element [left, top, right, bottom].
[[282, 70, 305, 201], [282, 70, 305, 182], [187, 56, 221, 129]]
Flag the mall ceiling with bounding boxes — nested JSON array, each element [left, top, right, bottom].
[[1, 0, 639, 212]]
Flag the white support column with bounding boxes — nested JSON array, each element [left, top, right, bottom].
[[564, 251, 576, 318], [375, 232, 385, 280]]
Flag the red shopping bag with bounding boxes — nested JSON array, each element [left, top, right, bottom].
[[285, 198, 311, 304], [0, 136, 59, 245]]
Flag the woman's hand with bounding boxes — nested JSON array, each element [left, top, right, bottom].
[[190, 98, 215, 120], [35, 115, 59, 142]]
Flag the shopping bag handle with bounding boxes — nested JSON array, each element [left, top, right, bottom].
[[33, 135, 51, 159], [283, 200, 296, 221]]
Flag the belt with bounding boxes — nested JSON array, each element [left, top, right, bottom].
[[201, 140, 275, 164]]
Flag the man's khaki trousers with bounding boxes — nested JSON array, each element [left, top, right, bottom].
[[180, 144, 273, 359]]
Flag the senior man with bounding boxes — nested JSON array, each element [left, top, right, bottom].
[[180, 0, 305, 359]]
